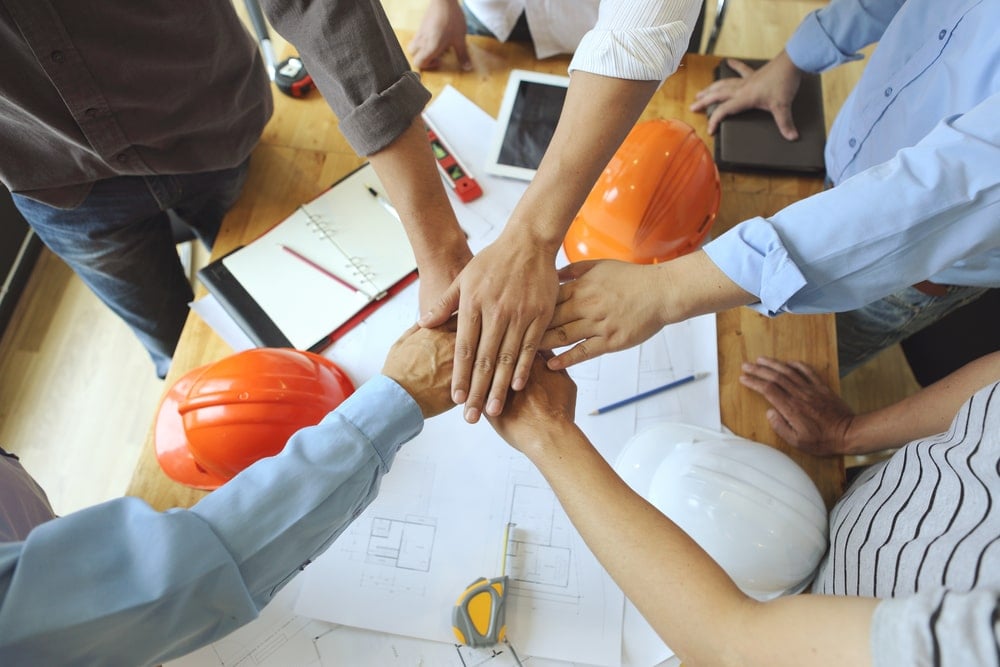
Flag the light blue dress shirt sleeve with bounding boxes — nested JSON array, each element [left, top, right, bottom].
[[784, 0, 906, 72], [0, 375, 424, 667], [703, 88, 1000, 315]]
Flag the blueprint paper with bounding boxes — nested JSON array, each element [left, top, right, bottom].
[[165, 575, 334, 667]]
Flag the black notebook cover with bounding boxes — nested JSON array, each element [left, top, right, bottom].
[[197, 250, 295, 349], [195, 162, 419, 352], [711, 59, 826, 175]]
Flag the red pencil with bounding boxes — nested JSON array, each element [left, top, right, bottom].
[[278, 244, 359, 294]]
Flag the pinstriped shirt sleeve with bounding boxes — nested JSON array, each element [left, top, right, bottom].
[[871, 590, 1000, 666], [568, 0, 702, 81]]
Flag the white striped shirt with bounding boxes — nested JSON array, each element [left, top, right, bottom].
[[813, 380, 1000, 665]]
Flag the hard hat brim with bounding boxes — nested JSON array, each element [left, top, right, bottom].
[[154, 364, 231, 490]]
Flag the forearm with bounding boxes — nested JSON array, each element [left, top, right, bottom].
[[658, 249, 757, 323], [367, 118, 470, 272], [504, 72, 658, 253], [520, 420, 750, 663], [844, 351, 1000, 454], [522, 421, 877, 665], [522, 420, 878, 666]]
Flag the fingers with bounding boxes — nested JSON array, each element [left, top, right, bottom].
[[726, 58, 756, 78], [510, 319, 545, 391], [706, 99, 744, 135], [770, 103, 800, 141], [546, 337, 607, 371], [765, 407, 799, 444], [454, 40, 472, 72], [418, 281, 460, 327], [451, 300, 485, 414], [555, 260, 599, 283]]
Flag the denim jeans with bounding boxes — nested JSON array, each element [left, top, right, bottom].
[[836, 284, 989, 376], [13, 159, 250, 378]]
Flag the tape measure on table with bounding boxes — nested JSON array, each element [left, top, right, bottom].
[[451, 522, 523, 665]]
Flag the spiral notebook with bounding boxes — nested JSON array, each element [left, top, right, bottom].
[[198, 163, 417, 351]]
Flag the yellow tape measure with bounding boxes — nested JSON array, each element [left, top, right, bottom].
[[451, 522, 521, 663]]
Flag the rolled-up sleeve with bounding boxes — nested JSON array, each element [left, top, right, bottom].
[[259, 0, 431, 155], [704, 89, 1000, 315], [568, 0, 701, 81], [785, 0, 906, 72]]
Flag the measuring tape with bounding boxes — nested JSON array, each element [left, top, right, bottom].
[[423, 114, 483, 203], [273, 56, 314, 98]]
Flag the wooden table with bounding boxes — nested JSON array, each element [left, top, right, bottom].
[[127, 32, 844, 511]]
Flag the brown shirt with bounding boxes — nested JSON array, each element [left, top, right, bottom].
[[0, 0, 430, 208]]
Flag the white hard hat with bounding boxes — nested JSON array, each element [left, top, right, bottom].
[[613, 422, 828, 601]]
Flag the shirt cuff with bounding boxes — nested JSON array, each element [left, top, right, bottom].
[[569, 0, 697, 81], [703, 218, 808, 316], [338, 72, 432, 156]]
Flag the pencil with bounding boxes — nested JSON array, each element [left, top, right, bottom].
[[589, 372, 710, 415], [278, 244, 359, 294]]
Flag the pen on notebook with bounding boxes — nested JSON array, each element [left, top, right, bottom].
[[278, 244, 359, 294], [365, 184, 401, 222], [589, 372, 710, 416]]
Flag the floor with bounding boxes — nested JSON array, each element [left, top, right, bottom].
[[0, 0, 919, 517]]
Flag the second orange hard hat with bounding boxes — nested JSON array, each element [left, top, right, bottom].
[[155, 348, 355, 490], [564, 119, 720, 264]]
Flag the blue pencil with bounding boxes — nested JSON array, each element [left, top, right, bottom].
[[589, 372, 710, 415]]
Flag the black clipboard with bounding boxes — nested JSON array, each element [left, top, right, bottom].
[[710, 59, 827, 176]]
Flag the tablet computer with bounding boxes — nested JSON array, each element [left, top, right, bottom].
[[710, 59, 826, 175], [485, 69, 570, 181]]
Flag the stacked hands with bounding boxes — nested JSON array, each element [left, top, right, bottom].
[[410, 50, 806, 427], [396, 302, 851, 461]]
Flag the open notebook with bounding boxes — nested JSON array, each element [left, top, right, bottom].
[[198, 163, 417, 351]]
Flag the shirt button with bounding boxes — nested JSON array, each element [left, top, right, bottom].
[[884, 87, 893, 97], [85, 108, 98, 119], [50, 50, 65, 63], [116, 153, 129, 163], [938, 29, 947, 39], [848, 138, 856, 148]]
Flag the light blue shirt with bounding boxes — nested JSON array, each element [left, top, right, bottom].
[[703, 0, 1000, 315], [0, 375, 424, 666]]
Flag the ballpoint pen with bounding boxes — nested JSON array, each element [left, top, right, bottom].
[[590, 372, 710, 415], [364, 184, 401, 222]]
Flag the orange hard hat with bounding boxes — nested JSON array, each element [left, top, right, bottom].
[[563, 119, 720, 264], [154, 348, 355, 490]]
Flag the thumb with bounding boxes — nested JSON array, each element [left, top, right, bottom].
[[556, 260, 599, 282], [454, 40, 473, 72], [418, 281, 460, 327], [771, 104, 799, 141]]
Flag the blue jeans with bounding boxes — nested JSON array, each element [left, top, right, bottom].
[[13, 160, 250, 378], [836, 284, 989, 376]]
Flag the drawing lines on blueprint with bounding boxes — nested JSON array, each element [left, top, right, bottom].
[[505, 482, 581, 607], [353, 514, 437, 595]]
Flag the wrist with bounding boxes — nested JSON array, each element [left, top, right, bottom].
[[518, 420, 586, 467]]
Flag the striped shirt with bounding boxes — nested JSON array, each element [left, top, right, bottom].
[[812, 380, 1000, 665]]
